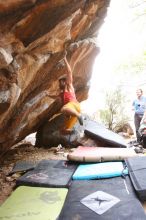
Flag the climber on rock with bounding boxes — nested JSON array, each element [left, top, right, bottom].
[[58, 54, 83, 134]]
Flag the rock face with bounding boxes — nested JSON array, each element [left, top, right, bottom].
[[36, 114, 108, 149], [0, 0, 110, 155]]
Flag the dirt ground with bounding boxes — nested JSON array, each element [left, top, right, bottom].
[[0, 139, 71, 205]]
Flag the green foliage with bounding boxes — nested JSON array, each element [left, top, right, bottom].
[[99, 87, 129, 131], [91, 0, 146, 131], [114, 50, 146, 77]]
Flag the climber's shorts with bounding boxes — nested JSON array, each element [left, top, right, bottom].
[[63, 101, 81, 113], [62, 101, 81, 130]]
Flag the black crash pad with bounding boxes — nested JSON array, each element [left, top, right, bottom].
[[125, 156, 146, 201], [16, 160, 78, 188], [9, 161, 36, 175], [58, 176, 146, 220], [84, 120, 127, 148]]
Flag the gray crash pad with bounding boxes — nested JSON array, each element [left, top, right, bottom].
[[16, 159, 78, 188], [84, 120, 127, 148]]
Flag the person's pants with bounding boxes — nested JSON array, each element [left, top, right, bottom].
[[63, 101, 81, 130], [142, 134, 146, 148], [134, 113, 143, 142]]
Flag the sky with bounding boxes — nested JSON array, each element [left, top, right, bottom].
[[81, 0, 146, 115]]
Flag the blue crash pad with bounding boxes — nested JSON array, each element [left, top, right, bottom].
[[72, 161, 128, 180]]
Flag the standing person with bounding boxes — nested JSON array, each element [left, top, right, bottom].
[[59, 55, 83, 134], [139, 111, 146, 148], [139, 111, 146, 135], [132, 88, 146, 143]]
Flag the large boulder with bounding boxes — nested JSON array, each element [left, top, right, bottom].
[[0, 0, 110, 156], [35, 114, 109, 148]]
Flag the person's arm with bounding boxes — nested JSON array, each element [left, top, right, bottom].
[[132, 101, 135, 111], [48, 94, 58, 99], [64, 56, 73, 85], [46, 90, 59, 99]]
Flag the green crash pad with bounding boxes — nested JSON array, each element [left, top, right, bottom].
[[0, 186, 68, 220]]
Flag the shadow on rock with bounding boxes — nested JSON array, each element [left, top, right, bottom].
[[35, 113, 85, 148]]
